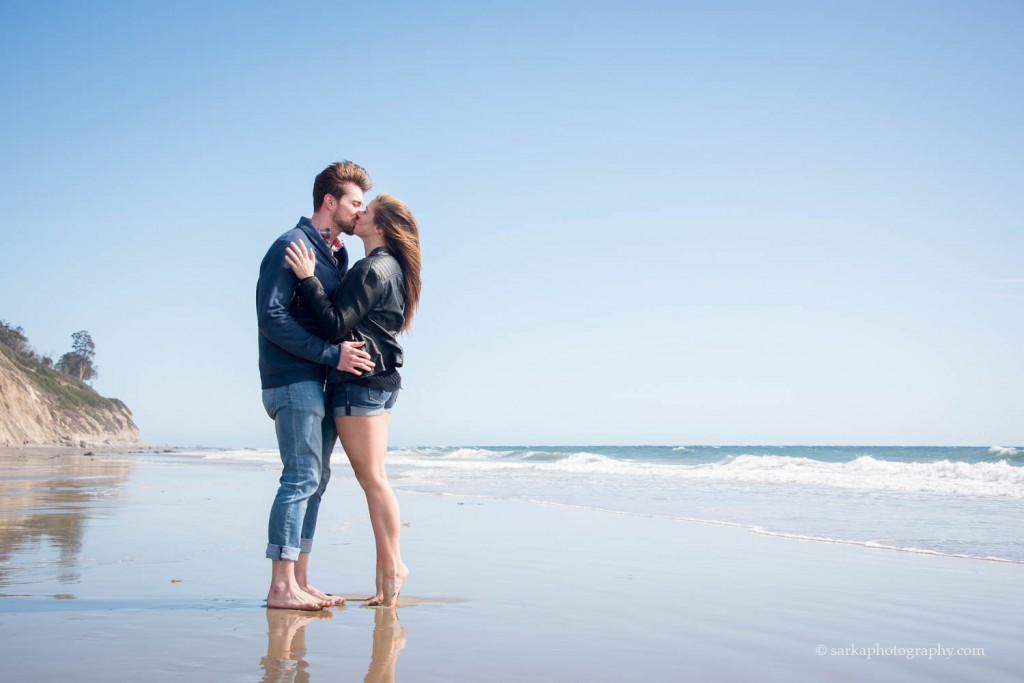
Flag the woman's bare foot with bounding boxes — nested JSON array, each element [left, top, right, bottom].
[[368, 564, 409, 607], [382, 564, 409, 607], [300, 583, 345, 607], [367, 566, 384, 604]]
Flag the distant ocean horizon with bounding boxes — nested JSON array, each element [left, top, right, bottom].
[[170, 444, 1024, 564]]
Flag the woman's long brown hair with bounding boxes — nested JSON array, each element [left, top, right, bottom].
[[374, 193, 421, 332]]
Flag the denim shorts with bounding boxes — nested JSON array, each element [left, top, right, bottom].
[[328, 382, 399, 417]]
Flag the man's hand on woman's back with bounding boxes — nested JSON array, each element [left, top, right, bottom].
[[338, 341, 374, 375]]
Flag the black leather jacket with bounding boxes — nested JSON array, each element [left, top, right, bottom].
[[294, 246, 406, 384]]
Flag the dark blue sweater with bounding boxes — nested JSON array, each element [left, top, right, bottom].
[[256, 217, 347, 389]]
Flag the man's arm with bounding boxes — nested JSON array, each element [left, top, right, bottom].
[[258, 236, 374, 373], [257, 241, 342, 367]]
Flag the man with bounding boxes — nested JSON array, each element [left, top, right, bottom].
[[257, 161, 375, 610]]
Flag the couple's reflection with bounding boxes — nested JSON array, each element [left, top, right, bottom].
[[261, 606, 407, 683], [260, 609, 327, 683], [0, 454, 134, 589], [364, 607, 408, 683]]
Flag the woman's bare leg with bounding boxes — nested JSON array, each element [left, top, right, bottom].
[[336, 414, 408, 607]]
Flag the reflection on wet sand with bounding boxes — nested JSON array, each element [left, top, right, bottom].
[[0, 451, 134, 589], [260, 607, 407, 683], [364, 608, 407, 683], [261, 609, 332, 683]]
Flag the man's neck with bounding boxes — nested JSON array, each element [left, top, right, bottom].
[[309, 212, 340, 242]]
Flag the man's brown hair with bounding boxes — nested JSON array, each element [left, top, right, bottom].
[[312, 161, 372, 211]]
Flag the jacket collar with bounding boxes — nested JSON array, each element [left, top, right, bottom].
[[296, 217, 344, 260], [366, 246, 394, 259]]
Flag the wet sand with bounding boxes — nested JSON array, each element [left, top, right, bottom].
[[0, 448, 1021, 681]]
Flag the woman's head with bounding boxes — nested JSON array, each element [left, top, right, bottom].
[[358, 193, 422, 332]]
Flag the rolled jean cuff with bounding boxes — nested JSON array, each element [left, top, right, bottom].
[[300, 538, 314, 554], [265, 543, 301, 561]]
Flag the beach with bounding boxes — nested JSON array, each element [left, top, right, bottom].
[[1, 447, 1021, 682]]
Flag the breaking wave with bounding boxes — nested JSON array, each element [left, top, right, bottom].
[[385, 448, 1024, 498]]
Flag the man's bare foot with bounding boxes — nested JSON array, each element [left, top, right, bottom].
[[367, 564, 409, 607], [267, 584, 326, 611], [301, 583, 345, 607]]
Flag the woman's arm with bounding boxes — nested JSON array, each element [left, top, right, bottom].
[[285, 241, 384, 342]]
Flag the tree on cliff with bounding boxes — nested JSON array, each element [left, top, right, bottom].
[[56, 330, 98, 382], [0, 320, 31, 356]]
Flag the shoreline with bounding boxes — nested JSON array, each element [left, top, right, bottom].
[[0, 445, 152, 456]]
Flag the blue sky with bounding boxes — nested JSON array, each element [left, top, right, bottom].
[[1, 0, 1021, 447]]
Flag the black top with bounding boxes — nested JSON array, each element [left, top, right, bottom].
[[354, 369, 402, 391], [294, 246, 407, 385]]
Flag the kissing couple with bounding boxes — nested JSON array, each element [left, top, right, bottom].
[[256, 161, 421, 609]]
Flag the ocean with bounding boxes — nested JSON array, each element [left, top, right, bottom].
[[188, 444, 1024, 564]]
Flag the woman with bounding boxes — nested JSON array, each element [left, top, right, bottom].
[[283, 193, 421, 607]]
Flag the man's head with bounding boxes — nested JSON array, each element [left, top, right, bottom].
[[312, 161, 373, 235]]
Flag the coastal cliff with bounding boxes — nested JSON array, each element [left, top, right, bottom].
[[0, 343, 140, 448]]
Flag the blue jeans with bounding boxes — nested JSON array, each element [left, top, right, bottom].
[[262, 380, 338, 561]]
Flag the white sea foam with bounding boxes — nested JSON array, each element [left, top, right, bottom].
[[691, 454, 1024, 497], [435, 447, 514, 460], [989, 445, 1020, 456], [182, 448, 279, 465], [386, 449, 1024, 498], [389, 447, 508, 460]]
